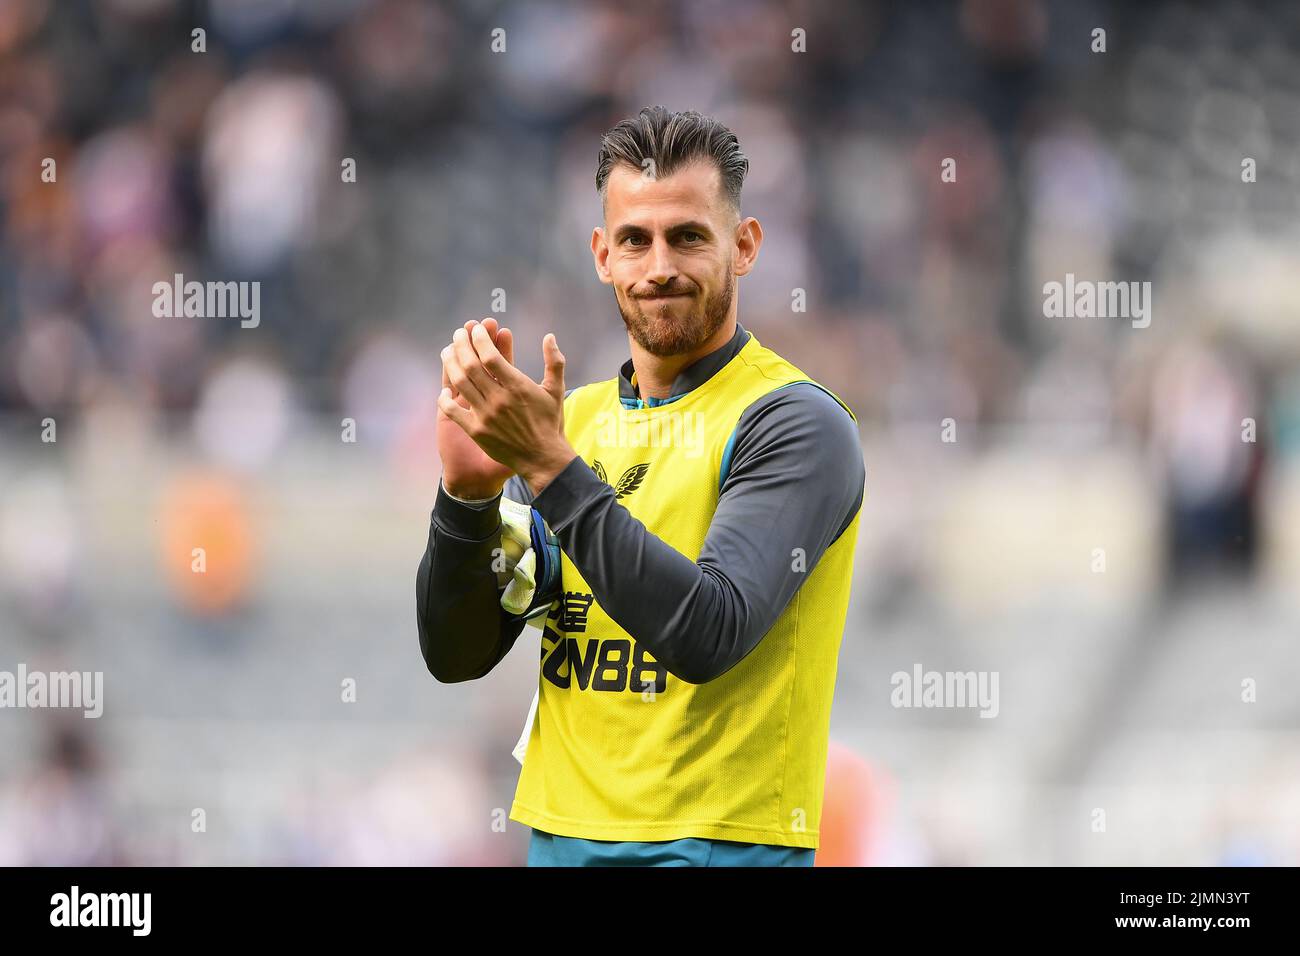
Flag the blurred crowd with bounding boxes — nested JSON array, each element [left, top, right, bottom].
[[2, 0, 1300, 865], [3, 0, 1298, 564]]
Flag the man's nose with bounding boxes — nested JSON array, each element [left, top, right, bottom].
[[644, 238, 679, 286]]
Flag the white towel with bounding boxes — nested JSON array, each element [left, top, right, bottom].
[[512, 688, 540, 766]]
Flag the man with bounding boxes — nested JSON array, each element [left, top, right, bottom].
[[416, 106, 865, 867]]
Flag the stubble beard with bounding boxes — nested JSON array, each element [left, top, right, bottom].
[[617, 270, 734, 358]]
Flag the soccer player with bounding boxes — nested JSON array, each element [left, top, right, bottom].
[[416, 106, 865, 867]]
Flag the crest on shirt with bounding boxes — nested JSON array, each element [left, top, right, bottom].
[[591, 461, 650, 500]]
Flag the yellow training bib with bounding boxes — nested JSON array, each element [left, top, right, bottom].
[[509, 333, 861, 848]]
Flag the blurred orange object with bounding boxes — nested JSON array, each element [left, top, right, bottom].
[[815, 739, 882, 867], [158, 471, 255, 616]]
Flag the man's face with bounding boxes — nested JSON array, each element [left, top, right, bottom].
[[592, 161, 757, 357]]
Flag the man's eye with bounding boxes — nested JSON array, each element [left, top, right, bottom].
[[682, 232, 703, 243], [625, 235, 647, 246]]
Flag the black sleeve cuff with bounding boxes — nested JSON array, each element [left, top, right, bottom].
[[433, 483, 502, 540], [530, 456, 608, 535]]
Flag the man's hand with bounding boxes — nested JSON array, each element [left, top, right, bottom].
[[437, 317, 515, 500], [439, 320, 577, 497]]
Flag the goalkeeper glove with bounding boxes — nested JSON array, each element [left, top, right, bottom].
[[496, 495, 560, 625], [495, 496, 560, 767]]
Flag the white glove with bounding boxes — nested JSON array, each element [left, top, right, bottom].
[[497, 497, 540, 619], [495, 496, 559, 765]]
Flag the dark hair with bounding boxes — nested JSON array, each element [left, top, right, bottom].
[[595, 106, 748, 214]]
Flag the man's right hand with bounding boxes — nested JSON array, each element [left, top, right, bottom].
[[438, 317, 515, 500]]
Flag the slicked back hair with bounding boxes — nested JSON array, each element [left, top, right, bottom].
[[595, 106, 748, 217]]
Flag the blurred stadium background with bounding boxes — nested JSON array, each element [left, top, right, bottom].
[[2, 0, 1299, 865]]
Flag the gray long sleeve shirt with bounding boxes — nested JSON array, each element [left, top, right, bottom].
[[416, 323, 865, 685]]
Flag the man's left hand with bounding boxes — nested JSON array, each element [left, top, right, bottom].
[[439, 319, 577, 496]]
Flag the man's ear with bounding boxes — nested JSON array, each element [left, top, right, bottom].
[[591, 226, 613, 285], [733, 216, 763, 277]]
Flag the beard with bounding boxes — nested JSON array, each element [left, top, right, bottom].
[[616, 271, 734, 358]]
